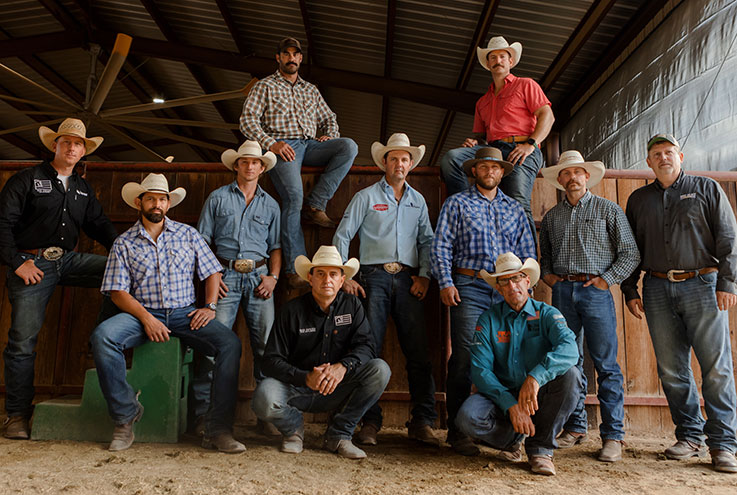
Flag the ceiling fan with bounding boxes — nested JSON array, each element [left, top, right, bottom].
[[0, 33, 256, 162]]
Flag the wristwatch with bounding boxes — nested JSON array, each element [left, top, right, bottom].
[[526, 137, 537, 146], [269, 274, 279, 281], [205, 302, 217, 311]]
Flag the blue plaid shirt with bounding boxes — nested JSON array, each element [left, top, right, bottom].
[[431, 187, 536, 290], [101, 218, 222, 309]]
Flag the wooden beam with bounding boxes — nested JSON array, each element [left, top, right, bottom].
[[214, 0, 251, 55], [379, 0, 397, 144], [36, 0, 80, 32], [297, 0, 317, 66], [0, 31, 82, 59]]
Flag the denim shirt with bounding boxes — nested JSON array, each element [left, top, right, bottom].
[[333, 177, 433, 278], [197, 182, 280, 261]]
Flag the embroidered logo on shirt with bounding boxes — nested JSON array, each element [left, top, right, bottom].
[[373, 204, 388, 211], [526, 311, 540, 321], [34, 179, 52, 194], [299, 327, 316, 334], [335, 314, 352, 326], [75, 189, 88, 197], [680, 193, 697, 200], [475, 325, 482, 332], [497, 330, 511, 343]]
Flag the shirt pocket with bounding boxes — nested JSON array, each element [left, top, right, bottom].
[[300, 92, 316, 115], [213, 205, 236, 238], [461, 207, 484, 234], [582, 218, 606, 240], [675, 197, 707, 226], [128, 246, 156, 279], [169, 248, 194, 274], [270, 95, 290, 115], [251, 215, 269, 240]]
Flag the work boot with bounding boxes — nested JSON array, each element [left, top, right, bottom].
[[498, 442, 523, 462], [530, 454, 556, 476], [355, 423, 379, 446], [302, 207, 337, 228], [192, 415, 206, 437], [407, 423, 440, 446], [447, 431, 480, 456], [324, 437, 367, 459], [664, 439, 706, 460], [202, 432, 246, 454], [598, 439, 623, 462], [281, 428, 304, 454], [257, 419, 281, 437], [556, 430, 586, 448], [710, 450, 737, 473], [3, 416, 30, 440], [109, 400, 144, 452]]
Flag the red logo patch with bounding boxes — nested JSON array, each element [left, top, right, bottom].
[[373, 203, 388, 211], [497, 331, 511, 343], [475, 325, 482, 332]]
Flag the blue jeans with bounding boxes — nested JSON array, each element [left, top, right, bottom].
[[4, 251, 111, 417], [642, 271, 737, 452], [252, 359, 391, 439], [446, 273, 503, 436], [552, 281, 625, 440], [191, 265, 275, 418], [456, 367, 581, 457], [357, 266, 436, 428], [90, 306, 242, 436], [267, 137, 357, 273], [438, 142, 543, 240]]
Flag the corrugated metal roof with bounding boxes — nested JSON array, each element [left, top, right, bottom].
[[3, 0, 63, 36]]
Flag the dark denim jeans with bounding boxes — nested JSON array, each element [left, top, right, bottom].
[[90, 306, 242, 437], [252, 359, 391, 439], [456, 367, 581, 457], [552, 281, 625, 440], [357, 266, 436, 428], [4, 251, 110, 417], [267, 137, 358, 274], [642, 271, 737, 452]]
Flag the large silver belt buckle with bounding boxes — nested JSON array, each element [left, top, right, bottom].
[[234, 259, 254, 273], [666, 269, 687, 282], [42, 246, 64, 261], [383, 262, 402, 274]]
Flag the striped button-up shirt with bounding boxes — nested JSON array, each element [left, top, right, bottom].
[[539, 191, 640, 286], [101, 218, 222, 309], [240, 71, 339, 150], [431, 187, 536, 290], [333, 177, 433, 278]]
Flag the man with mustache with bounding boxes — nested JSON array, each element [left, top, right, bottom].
[[538, 150, 639, 462], [438, 36, 554, 241], [0, 118, 118, 440], [622, 134, 737, 473], [240, 37, 358, 290], [431, 147, 536, 455]]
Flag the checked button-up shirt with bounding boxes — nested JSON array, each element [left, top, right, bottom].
[[101, 217, 222, 309], [431, 187, 536, 290]]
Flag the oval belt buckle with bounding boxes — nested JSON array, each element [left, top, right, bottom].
[[43, 246, 64, 261], [234, 259, 254, 273], [383, 262, 401, 274], [666, 269, 687, 282]]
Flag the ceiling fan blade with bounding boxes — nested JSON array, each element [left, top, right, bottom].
[[100, 78, 258, 118], [0, 62, 80, 109], [107, 115, 239, 130], [96, 121, 169, 162], [0, 118, 65, 136], [112, 121, 225, 152], [87, 33, 132, 115], [0, 94, 68, 111]]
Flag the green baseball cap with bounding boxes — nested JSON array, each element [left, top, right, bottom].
[[647, 133, 680, 151]]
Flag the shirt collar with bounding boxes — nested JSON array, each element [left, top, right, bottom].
[[655, 170, 685, 191], [469, 185, 508, 204], [563, 190, 592, 208], [501, 295, 537, 318], [134, 216, 175, 239], [273, 70, 305, 87], [379, 176, 414, 197], [307, 290, 342, 315], [41, 160, 78, 179], [490, 73, 517, 92], [229, 180, 264, 197]]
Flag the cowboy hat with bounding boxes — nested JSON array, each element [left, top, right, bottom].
[[540, 150, 605, 191], [480, 253, 540, 289], [221, 140, 277, 172], [463, 147, 514, 177], [370, 133, 426, 171], [477, 36, 522, 70], [121, 173, 187, 210], [38, 118, 104, 155], [294, 245, 360, 281]]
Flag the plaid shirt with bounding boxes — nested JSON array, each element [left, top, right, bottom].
[[101, 218, 222, 309], [240, 71, 339, 150], [539, 191, 640, 286], [431, 187, 536, 290]]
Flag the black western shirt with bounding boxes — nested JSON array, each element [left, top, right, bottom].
[[263, 291, 375, 386], [0, 161, 118, 270]]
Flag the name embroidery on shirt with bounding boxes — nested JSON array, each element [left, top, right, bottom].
[[34, 179, 52, 194], [299, 327, 316, 334], [75, 189, 88, 197], [372, 204, 388, 211], [497, 331, 511, 343], [334, 314, 352, 326], [680, 193, 696, 200]]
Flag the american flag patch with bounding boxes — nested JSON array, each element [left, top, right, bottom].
[[335, 314, 352, 325], [527, 311, 540, 321]]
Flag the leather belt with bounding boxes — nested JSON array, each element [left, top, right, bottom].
[[453, 267, 481, 278], [18, 247, 65, 261], [558, 273, 597, 282], [363, 263, 417, 275], [497, 135, 530, 144], [648, 267, 718, 282], [217, 256, 266, 273]]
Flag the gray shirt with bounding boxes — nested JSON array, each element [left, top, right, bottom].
[[621, 171, 737, 300]]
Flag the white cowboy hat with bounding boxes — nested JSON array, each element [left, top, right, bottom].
[[294, 245, 360, 282], [477, 36, 522, 70], [121, 173, 187, 210], [221, 140, 277, 172], [479, 253, 540, 289], [38, 118, 104, 155], [463, 147, 514, 177], [370, 133, 426, 171], [540, 150, 606, 192]]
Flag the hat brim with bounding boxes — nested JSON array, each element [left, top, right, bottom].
[[480, 259, 540, 289], [220, 149, 277, 172], [294, 256, 360, 282], [370, 143, 425, 171], [121, 182, 187, 210], [477, 42, 522, 70], [463, 156, 514, 177], [38, 126, 103, 156], [540, 161, 605, 191]]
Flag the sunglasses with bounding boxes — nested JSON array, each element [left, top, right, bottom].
[[496, 273, 528, 287]]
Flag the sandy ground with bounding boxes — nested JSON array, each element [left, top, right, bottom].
[[1, 425, 736, 495]]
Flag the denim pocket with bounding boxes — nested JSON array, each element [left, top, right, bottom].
[[697, 271, 717, 285], [452, 273, 476, 287]]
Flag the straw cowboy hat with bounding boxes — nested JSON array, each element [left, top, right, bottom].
[[540, 150, 605, 192], [370, 133, 426, 171], [38, 118, 104, 155], [121, 173, 187, 210], [221, 140, 277, 172], [477, 36, 522, 70], [463, 147, 514, 177], [480, 253, 540, 290], [294, 245, 360, 281]]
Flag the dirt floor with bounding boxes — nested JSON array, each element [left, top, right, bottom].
[[1, 424, 736, 495]]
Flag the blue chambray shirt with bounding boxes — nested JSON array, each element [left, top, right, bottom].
[[333, 177, 433, 278], [470, 297, 578, 412], [431, 187, 536, 290], [101, 217, 222, 309], [197, 182, 280, 261]]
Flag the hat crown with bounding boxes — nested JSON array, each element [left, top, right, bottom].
[[647, 133, 680, 150], [311, 245, 342, 265], [474, 147, 504, 162], [57, 118, 88, 137], [556, 150, 586, 168], [494, 252, 523, 273], [140, 173, 172, 193], [486, 36, 509, 49], [236, 140, 263, 157], [385, 133, 412, 148]]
